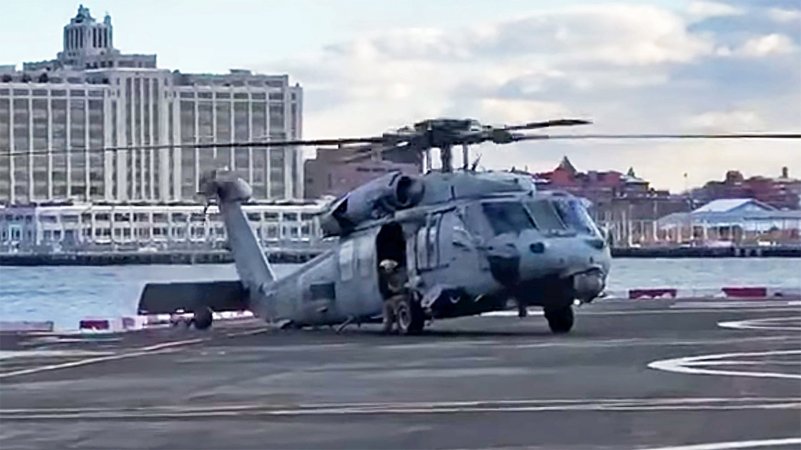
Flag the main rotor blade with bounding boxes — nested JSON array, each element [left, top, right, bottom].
[[338, 142, 414, 163], [503, 119, 592, 131], [0, 136, 385, 158], [515, 132, 801, 141]]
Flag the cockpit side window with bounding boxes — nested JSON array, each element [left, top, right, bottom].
[[481, 202, 536, 236]]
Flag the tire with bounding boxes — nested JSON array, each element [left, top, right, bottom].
[[394, 294, 425, 335], [193, 307, 213, 330], [544, 305, 574, 334]]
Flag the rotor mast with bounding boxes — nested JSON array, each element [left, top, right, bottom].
[[435, 144, 469, 172], [439, 145, 453, 172]]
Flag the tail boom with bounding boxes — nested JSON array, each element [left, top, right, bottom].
[[202, 172, 276, 318]]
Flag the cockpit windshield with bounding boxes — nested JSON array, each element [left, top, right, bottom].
[[552, 198, 601, 236], [481, 202, 536, 236], [525, 200, 567, 231]]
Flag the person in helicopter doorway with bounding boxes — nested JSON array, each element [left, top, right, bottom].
[[379, 258, 407, 333]]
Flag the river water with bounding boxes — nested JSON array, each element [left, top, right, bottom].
[[1, 258, 799, 330]]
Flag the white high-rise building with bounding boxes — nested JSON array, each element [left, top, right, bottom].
[[0, 75, 109, 203], [1, 5, 303, 205]]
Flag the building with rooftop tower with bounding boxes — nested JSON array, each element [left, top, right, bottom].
[[24, 5, 156, 71], [2, 5, 303, 205]]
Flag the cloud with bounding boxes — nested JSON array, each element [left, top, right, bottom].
[[473, 4, 715, 66], [257, 1, 801, 192], [767, 8, 801, 24], [477, 99, 572, 124], [735, 33, 797, 57], [685, 109, 765, 131], [687, 1, 744, 20]]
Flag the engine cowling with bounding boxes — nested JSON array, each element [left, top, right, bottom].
[[320, 172, 424, 236]]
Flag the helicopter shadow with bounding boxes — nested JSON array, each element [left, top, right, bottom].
[[294, 325, 582, 340]]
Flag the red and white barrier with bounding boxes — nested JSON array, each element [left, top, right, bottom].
[[603, 286, 801, 300], [628, 288, 677, 300], [78, 316, 145, 332]]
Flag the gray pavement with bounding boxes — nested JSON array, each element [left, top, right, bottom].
[[1, 298, 800, 449]]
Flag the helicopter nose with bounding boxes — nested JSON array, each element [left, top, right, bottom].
[[485, 241, 521, 286]]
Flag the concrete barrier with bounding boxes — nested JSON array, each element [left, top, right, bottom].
[[0, 321, 55, 332]]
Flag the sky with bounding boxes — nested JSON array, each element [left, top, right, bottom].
[[3, 0, 800, 192]]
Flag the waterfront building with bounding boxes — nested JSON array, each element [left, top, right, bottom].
[[690, 168, 801, 210], [1, 5, 303, 205], [657, 198, 801, 246], [0, 200, 326, 254], [0, 73, 109, 204]]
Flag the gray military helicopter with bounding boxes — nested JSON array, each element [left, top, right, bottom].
[[137, 118, 800, 335]]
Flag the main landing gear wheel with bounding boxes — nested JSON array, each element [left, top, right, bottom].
[[192, 307, 213, 330], [544, 305, 574, 334], [395, 294, 425, 335]]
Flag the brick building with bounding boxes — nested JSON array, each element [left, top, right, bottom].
[[691, 167, 800, 210], [528, 157, 690, 246], [303, 145, 419, 199], [532, 156, 689, 220]]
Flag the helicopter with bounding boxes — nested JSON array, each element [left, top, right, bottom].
[[136, 118, 800, 335]]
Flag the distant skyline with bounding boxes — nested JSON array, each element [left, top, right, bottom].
[[3, 0, 800, 191]]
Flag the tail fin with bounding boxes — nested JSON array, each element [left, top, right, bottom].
[[201, 171, 275, 291]]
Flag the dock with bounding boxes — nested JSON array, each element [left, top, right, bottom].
[[0, 248, 322, 266], [1, 244, 799, 266]]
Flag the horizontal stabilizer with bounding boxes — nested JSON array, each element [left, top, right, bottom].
[[138, 280, 247, 315]]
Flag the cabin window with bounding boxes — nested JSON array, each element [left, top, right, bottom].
[[416, 213, 442, 270], [444, 211, 471, 259], [310, 282, 335, 300], [357, 237, 372, 277], [339, 240, 354, 281]]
